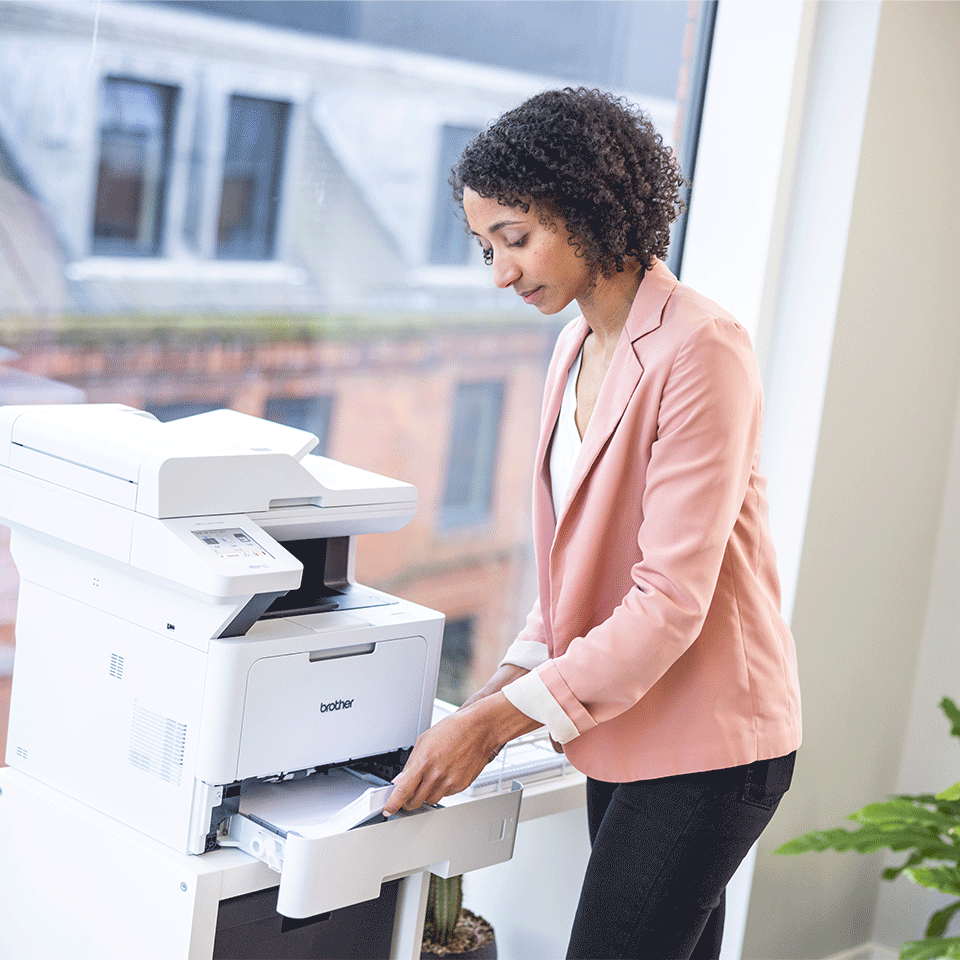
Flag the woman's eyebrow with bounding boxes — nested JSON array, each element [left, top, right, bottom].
[[471, 219, 525, 238], [488, 219, 524, 234]]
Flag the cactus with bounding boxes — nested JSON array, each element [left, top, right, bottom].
[[424, 874, 464, 945]]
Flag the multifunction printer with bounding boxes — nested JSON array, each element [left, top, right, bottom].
[[0, 403, 521, 951]]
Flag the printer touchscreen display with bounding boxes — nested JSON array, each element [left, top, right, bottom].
[[193, 528, 274, 560]]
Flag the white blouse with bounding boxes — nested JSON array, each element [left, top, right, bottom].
[[496, 348, 583, 743], [548, 345, 583, 517]]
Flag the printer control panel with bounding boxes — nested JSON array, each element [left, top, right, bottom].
[[127, 514, 304, 599]]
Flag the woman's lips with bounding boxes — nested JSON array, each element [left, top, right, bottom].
[[521, 286, 544, 304]]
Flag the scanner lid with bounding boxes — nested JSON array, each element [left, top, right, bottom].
[[0, 405, 414, 520]]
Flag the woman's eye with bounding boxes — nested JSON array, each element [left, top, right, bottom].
[[507, 236, 527, 249]]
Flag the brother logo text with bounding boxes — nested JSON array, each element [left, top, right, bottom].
[[319, 698, 354, 713]]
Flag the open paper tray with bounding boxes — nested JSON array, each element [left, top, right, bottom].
[[225, 767, 522, 919]]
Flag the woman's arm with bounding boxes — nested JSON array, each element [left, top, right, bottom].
[[460, 662, 531, 708]]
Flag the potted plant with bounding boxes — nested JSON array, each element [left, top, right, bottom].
[[776, 697, 960, 960], [420, 874, 497, 959]]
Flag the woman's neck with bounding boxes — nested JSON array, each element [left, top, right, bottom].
[[577, 261, 646, 352]]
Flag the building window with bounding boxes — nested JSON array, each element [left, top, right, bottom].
[[216, 95, 290, 260], [92, 77, 178, 257], [437, 616, 473, 706], [264, 395, 334, 455], [428, 124, 481, 266], [440, 381, 504, 527]]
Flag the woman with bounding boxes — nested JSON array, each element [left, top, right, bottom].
[[383, 87, 801, 960]]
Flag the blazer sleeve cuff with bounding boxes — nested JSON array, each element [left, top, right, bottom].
[[499, 639, 549, 672], [537, 659, 599, 736], [502, 670, 580, 745]]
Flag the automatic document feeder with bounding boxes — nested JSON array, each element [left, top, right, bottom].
[[0, 403, 521, 923]]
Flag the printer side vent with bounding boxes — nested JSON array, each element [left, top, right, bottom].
[[109, 654, 124, 680], [128, 702, 186, 786], [15, 746, 27, 762]]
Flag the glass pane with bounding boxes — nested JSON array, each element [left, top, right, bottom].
[[92, 77, 178, 256], [0, 0, 715, 745]]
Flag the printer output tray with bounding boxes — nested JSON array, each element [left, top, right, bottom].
[[224, 769, 522, 919]]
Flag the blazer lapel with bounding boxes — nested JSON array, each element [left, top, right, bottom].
[[554, 260, 678, 526]]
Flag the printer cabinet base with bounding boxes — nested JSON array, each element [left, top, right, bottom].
[[0, 767, 271, 960], [0, 768, 427, 960], [213, 882, 400, 960]]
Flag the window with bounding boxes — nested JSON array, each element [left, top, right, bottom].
[[264, 395, 334, 455], [437, 617, 474, 706], [216, 95, 290, 260], [440, 381, 505, 528], [1, 0, 717, 785], [92, 77, 178, 256], [429, 124, 481, 266]]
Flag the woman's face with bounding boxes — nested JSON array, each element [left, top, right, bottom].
[[462, 188, 593, 315]]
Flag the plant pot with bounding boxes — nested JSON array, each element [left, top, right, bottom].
[[420, 909, 497, 959]]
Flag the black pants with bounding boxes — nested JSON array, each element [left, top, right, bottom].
[[566, 752, 796, 960]]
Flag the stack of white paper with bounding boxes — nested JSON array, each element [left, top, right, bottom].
[[239, 768, 394, 838]]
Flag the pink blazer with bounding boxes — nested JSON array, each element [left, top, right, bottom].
[[518, 259, 802, 783]]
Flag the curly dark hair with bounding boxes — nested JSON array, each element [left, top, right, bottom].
[[452, 87, 687, 278]]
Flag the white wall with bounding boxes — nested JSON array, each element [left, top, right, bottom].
[[872, 362, 960, 949], [866, 1, 960, 945], [741, 2, 960, 957], [684, 2, 960, 957]]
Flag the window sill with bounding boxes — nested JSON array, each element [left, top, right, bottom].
[[66, 257, 308, 286]]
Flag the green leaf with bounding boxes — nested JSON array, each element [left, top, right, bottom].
[[852, 798, 960, 834], [907, 794, 960, 819], [900, 936, 960, 960], [941, 698, 960, 741], [775, 824, 958, 861], [939, 782, 960, 803], [925, 899, 960, 939], [906, 867, 960, 898]]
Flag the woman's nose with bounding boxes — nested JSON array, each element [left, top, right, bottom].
[[493, 254, 521, 289]]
